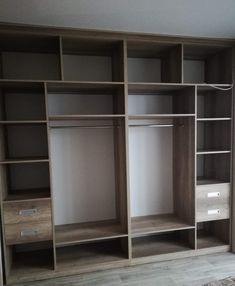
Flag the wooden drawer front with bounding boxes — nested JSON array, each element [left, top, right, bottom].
[[3, 199, 51, 224], [5, 221, 52, 245], [196, 183, 230, 222]]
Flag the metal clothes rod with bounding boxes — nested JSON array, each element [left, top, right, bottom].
[[49, 125, 119, 129], [129, 124, 174, 128]]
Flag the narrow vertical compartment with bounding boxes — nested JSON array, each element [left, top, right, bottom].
[[0, 33, 61, 80], [127, 41, 182, 83], [183, 44, 232, 84], [62, 37, 124, 82]]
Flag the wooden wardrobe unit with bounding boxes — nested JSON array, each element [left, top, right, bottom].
[[0, 24, 234, 284]]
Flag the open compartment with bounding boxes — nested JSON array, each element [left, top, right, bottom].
[[183, 44, 232, 84], [127, 41, 182, 83], [62, 37, 124, 82], [47, 82, 125, 118], [0, 162, 50, 201], [56, 237, 128, 271], [132, 229, 195, 259], [128, 84, 195, 116], [197, 86, 232, 119], [197, 153, 230, 185], [4, 242, 54, 284], [129, 116, 195, 236], [197, 220, 229, 249], [0, 82, 46, 122], [0, 33, 61, 80], [49, 117, 128, 246], [197, 120, 231, 154]]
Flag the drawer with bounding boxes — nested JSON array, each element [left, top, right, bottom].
[[3, 199, 51, 224], [196, 183, 230, 222], [5, 221, 52, 245]]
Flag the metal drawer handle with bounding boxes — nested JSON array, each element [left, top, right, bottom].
[[20, 229, 38, 237], [18, 208, 38, 217], [208, 192, 220, 198], [208, 209, 220, 215]]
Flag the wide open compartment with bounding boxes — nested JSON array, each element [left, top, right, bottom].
[[56, 237, 128, 271], [183, 44, 232, 84], [0, 33, 61, 80], [62, 37, 124, 82], [128, 84, 195, 115], [0, 82, 46, 121], [4, 241, 54, 284], [49, 118, 128, 246], [129, 117, 195, 236], [127, 41, 182, 83], [197, 120, 231, 153], [197, 220, 229, 249], [47, 82, 125, 117], [0, 162, 50, 201], [197, 153, 230, 185], [132, 229, 195, 259], [197, 86, 232, 119]]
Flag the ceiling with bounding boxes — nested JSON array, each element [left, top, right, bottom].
[[0, 0, 235, 38]]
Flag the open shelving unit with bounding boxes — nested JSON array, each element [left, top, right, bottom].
[[0, 24, 234, 284]]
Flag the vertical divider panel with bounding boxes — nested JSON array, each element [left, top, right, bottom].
[[123, 40, 132, 260], [181, 44, 184, 84], [59, 36, 64, 81], [44, 83, 57, 270], [195, 85, 198, 249]]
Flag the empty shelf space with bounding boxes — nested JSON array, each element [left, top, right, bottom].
[[197, 177, 230, 186], [4, 188, 50, 202], [56, 238, 128, 270], [131, 214, 194, 236], [132, 230, 194, 258], [197, 220, 229, 249], [55, 220, 127, 246]]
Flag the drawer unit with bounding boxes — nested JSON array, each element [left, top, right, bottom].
[[3, 199, 52, 224], [196, 183, 230, 222], [5, 221, 52, 245]]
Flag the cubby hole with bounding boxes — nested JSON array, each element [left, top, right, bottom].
[[127, 41, 182, 83], [197, 153, 230, 185], [197, 86, 232, 119], [0, 34, 61, 80], [197, 121, 231, 153], [49, 118, 128, 246], [56, 238, 128, 269], [0, 162, 50, 201], [0, 82, 46, 121], [197, 220, 229, 249], [62, 37, 124, 82], [5, 242, 54, 283], [132, 229, 195, 258], [47, 82, 125, 117], [184, 44, 232, 84], [128, 85, 195, 115], [0, 123, 48, 161], [129, 117, 195, 236]]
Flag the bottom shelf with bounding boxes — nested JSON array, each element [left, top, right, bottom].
[[56, 238, 128, 270], [132, 229, 194, 259]]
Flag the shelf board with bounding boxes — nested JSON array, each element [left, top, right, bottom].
[[55, 220, 127, 246], [197, 84, 233, 92], [197, 177, 230, 186], [4, 188, 50, 202], [0, 157, 49, 164], [49, 114, 125, 121], [197, 118, 231, 121], [0, 120, 47, 124], [197, 150, 231, 155], [128, 114, 195, 120], [197, 231, 229, 249], [132, 234, 192, 258], [131, 214, 194, 237]]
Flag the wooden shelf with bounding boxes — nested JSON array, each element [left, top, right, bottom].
[[0, 120, 47, 124], [128, 114, 195, 120], [49, 114, 125, 121], [197, 118, 231, 121], [197, 230, 229, 249], [0, 157, 49, 164], [4, 188, 50, 202], [55, 220, 127, 246], [132, 233, 192, 258], [197, 149, 231, 155], [131, 214, 194, 237]]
